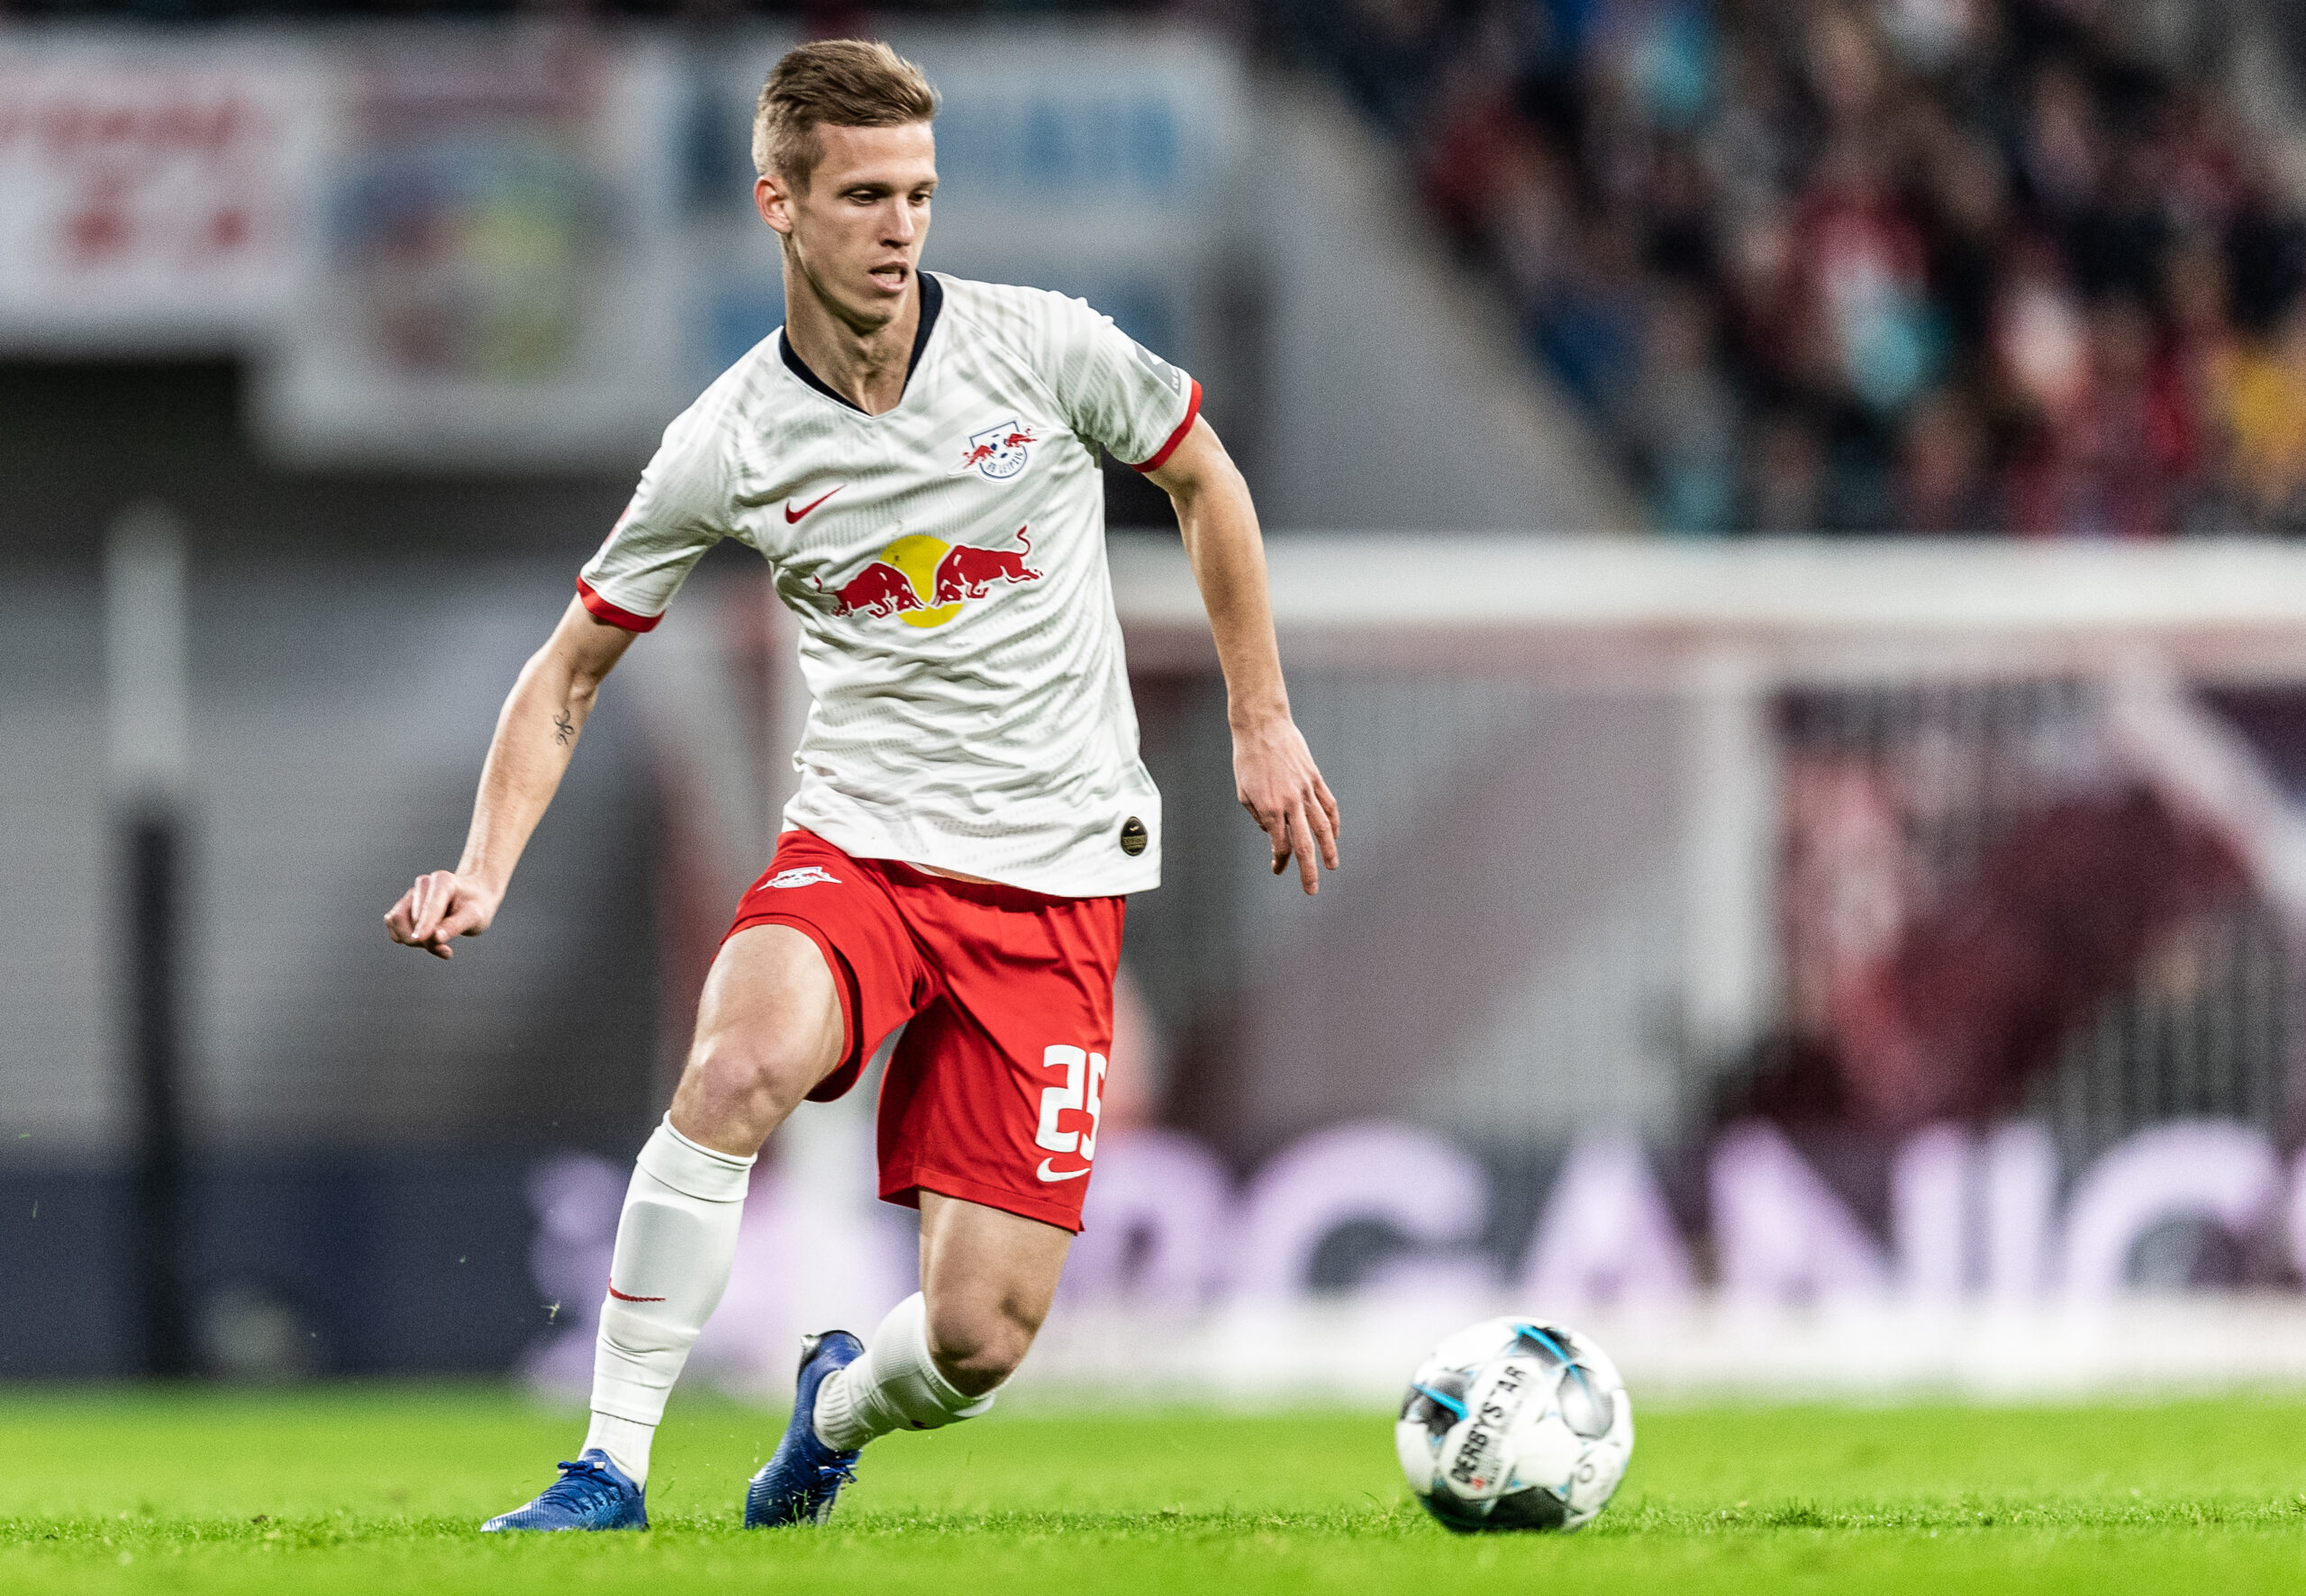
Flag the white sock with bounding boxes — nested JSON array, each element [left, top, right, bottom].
[[581, 1410, 658, 1483], [583, 1116, 755, 1485], [811, 1292, 999, 1452]]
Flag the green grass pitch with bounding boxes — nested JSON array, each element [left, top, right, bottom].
[[5, 1385, 2306, 1594]]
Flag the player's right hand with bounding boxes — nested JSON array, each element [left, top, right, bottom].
[[1232, 715, 1342, 896], [385, 870, 501, 960]]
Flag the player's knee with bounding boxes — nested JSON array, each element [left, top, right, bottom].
[[924, 1295, 1038, 1396], [676, 1033, 815, 1136]]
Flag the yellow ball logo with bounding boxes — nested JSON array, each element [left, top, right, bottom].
[[877, 534, 964, 628]]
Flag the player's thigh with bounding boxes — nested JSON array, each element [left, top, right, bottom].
[[675, 924, 846, 1121], [917, 1190, 1073, 1346]]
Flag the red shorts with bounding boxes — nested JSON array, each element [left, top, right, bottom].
[[724, 830, 1126, 1233]]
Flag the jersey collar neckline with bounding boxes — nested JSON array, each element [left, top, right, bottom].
[[777, 271, 945, 418]]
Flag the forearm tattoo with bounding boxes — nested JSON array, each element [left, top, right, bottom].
[[553, 712, 576, 747]]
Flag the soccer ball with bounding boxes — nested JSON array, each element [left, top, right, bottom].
[[1394, 1318, 1633, 1533]]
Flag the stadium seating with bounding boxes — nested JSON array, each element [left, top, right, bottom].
[[1275, 0, 2306, 536]]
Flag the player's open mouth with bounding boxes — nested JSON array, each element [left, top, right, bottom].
[[868, 264, 909, 291]]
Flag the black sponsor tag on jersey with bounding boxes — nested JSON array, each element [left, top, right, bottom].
[[1119, 817, 1148, 857]]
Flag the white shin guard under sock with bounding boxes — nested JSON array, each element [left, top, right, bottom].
[[812, 1292, 999, 1452], [582, 1116, 755, 1483]]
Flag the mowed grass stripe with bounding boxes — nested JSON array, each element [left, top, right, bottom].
[[5, 1387, 2306, 1594]]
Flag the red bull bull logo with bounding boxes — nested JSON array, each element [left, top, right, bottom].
[[816, 527, 1042, 628]]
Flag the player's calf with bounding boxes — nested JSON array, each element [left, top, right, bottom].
[[923, 1285, 1040, 1396], [821, 1290, 1004, 1444]]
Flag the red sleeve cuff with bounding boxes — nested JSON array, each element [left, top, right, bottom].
[[576, 575, 664, 633], [1129, 378, 1203, 474]]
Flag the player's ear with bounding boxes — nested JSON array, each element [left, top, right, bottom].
[[756, 173, 795, 237]]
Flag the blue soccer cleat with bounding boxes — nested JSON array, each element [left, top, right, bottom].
[[480, 1449, 648, 1532], [744, 1329, 866, 1528]]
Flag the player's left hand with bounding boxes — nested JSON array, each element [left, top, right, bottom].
[[1233, 716, 1340, 894]]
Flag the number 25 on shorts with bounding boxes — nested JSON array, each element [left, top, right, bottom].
[[1033, 1046, 1105, 1183]]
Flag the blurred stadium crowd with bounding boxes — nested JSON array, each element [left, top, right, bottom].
[[1279, 0, 2306, 537]]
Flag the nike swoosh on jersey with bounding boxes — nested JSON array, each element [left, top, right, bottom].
[[1035, 1159, 1092, 1183], [785, 486, 844, 523]]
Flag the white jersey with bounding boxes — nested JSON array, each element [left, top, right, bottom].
[[578, 272, 1200, 898]]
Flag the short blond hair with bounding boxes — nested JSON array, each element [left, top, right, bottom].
[[752, 40, 939, 187]]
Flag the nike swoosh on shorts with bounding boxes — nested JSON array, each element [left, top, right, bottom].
[[1035, 1160, 1092, 1183]]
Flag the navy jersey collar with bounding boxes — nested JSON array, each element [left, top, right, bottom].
[[779, 271, 943, 414]]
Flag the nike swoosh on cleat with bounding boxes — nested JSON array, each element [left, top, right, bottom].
[[606, 1285, 667, 1302], [785, 486, 844, 523], [1034, 1160, 1092, 1183]]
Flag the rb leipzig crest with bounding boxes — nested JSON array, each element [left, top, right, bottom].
[[959, 419, 1037, 480]]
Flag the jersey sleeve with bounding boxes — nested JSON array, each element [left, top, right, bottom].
[[576, 398, 735, 632], [1043, 295, 1203, 473]]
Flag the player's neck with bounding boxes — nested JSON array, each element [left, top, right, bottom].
[[783, 276, 921, 417]]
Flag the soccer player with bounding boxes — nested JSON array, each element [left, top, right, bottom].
[[385, 40, 1339, 1532]]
